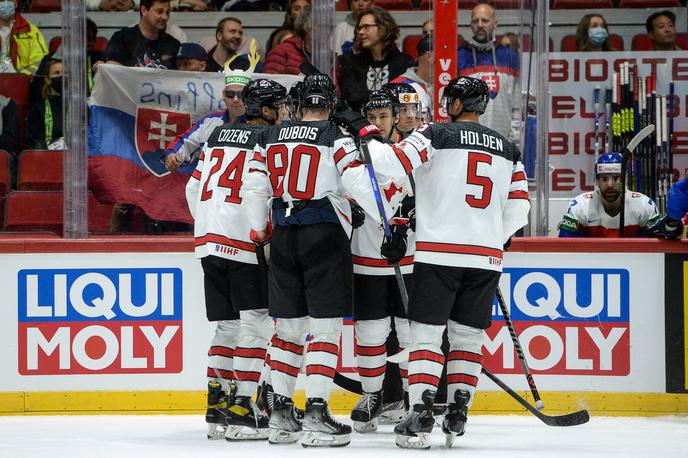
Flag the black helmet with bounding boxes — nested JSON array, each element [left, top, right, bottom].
[[443, 76, 489, 115], [300, 73, 337, 112], [287, 81, 303, 117], [362, 89, 399, 115], [383, 82, 420, 107], [242, 78, 287, 118]]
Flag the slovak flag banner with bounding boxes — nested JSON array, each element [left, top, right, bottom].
[[88, 64, 296, 223]]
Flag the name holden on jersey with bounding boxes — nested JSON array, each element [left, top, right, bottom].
[[17, 268, 184, 375], [459, 130, 504, 152]]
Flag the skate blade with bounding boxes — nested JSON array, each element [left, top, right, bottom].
[[225, 425, 269, 441], [353, 419, 378, 434], [445, 432, 457, 448], [206, 423, 227, 440], [395, 432, 431, 450], [378, 410, 405, 425], [268, 429, 302, 444], [301, 431, 351, 448]]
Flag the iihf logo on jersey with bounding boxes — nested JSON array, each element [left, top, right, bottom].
[[135, 107, 191, 177], [17, 268, 183, 375], [484, 268, 630, 376], [481, 74, 500, 99]]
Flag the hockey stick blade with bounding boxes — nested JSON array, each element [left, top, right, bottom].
[[481, 367, 590, 427], [387, 347, 411, 363], [626, 124, 655, 154]]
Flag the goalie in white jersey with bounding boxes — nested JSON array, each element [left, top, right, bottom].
[[558, 152, 660, 237], [185, 77, 287, 441], [333, 76, 530, 449]]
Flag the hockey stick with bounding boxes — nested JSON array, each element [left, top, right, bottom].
[[620, 125, 656, 237], [495, 286, 544, 410], [481, 367, 590, 427]]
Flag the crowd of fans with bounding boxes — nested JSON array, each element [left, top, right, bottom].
[[0, 0, 684, 233]]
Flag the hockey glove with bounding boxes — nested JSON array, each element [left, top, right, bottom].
[[646, 216, 684, 240], [350, 200, 366, 229], [331, 110, 383, 143], [401, 195, 416, 232], [250, 227, 272, 268], [503, 236, 512, 251], [380, 221, 409, 265]]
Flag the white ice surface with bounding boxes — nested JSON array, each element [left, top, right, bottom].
[[1, 414, 687, 458]]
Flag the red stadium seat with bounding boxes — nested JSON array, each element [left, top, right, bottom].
[[0, 73, 31, 151], [373, 0, 413, 10], [3, 191, 114, 234], [619, 0, 679, 6], [335, 0, 348, 11], [417, 0, 479, 8], [552, 0, 612, 8], [0, 150, 9, 195], [28, 0, 62, 13], [49, 36, 61, 56], [94, 37, 109, 53], [17, 150, 64, 191], [519, 35, 554, 52], [49, 36, 108, 56], [632, 33, 688, 50], [560, 34, 624, 52], [402, 34, 465, 60], [489, 0, 531, 8]]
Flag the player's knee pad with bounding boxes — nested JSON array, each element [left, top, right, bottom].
[[275, 317, 309, 343], [239, 309, 274, 342], [410, 321, 444, 347], [309, 317, 343, 344], [447, 320, 484, 353], [355, 317, 391, 346], [216, 319, 241, 336], [394, 316, 411, 348]]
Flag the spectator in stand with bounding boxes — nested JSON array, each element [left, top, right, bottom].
[[390, 34, 433, 121], [499, 31, 519, 54], [176, 42, 207, 71], [646, 10, 683, 51], [337, 6, 414, 112], [575, 14, 615, 52], [263, 5, 312, 75], [25, 59, 63, 150], [0, 0, 48, 75], [334, 0, 373, 56], [87, 0, 135, 10], [422, 18, 433, 37], [102, 0, 180, 69], [0, 95, 18, 155], [206, 17, 253, 72], [265, 0, 309, 54], [174, 0, 210, 10], [458, 3, 520, 141]]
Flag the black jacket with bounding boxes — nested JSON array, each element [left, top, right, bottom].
[[26, 95, 63, 150], [337, 47, 414, 112], [104, 25, 180, 69], [0, 97, 19, 156]]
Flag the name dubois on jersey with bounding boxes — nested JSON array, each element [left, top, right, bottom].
[[278, 125, 319, 142]]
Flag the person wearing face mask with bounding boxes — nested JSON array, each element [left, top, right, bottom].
[[25, 59, 63, 150], [0, 0, 48, 75], [575, 14, 615, 52], [457, 3, 520, 143]]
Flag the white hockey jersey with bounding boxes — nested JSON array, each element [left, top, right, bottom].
[[242, 120, 360, 236], [165, 111, 230, 163], [365, 121, 530, 272], [558, 190, 660, 237], [185, 123, 265, 263]]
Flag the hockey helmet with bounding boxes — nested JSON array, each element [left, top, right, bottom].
[[595, 152, 623, 175], [242, 78, 287, 118], [363, 89, 399, 115], [299, 73, 337, 112], [384, 82, 421, 108], [443, 76, 489, 115], [287, 81, 304, 115]]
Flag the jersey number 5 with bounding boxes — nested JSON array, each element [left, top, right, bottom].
[[266, 144, 321, 199], [466, 151, 493, 209], [200, 148, 246, 204]]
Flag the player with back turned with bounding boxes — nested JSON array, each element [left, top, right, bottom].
[[333, 76, 530, 449], [185, 76, 287, 441], [243, 73, 366, 448]]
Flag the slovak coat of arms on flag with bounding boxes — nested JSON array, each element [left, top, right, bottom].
[[481, 74, 501, 99], [135, 107, 191, 177]]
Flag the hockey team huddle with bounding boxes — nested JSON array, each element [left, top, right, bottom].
[[185, 61, 530, 449]]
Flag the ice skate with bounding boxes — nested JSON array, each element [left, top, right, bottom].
[[442, 390, 470, 448], [394, 389, 436, 450], [301, 398, 352, 447], [378, 399, 405, 425], [268, 394, 302, 444], [256, 382, 274, 417], [205, 380, 231, 440], [350, 390, 383, 433], [225, 395, 270, 441]]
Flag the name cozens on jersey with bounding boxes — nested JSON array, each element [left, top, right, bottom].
[[217, 129, 251, 144], [278, 125, 318, 142], [460, 130, 504, 152]]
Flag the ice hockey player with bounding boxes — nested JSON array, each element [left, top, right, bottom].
[[164, 44, 262, 172], [243, 73, 361, 448], [384, 82, 424, 139], [185, 77, 287, 441], [342, 89, 414, 433], [332, 76, 530, 449], [558, 153, 660, 237], [647, 178, 688, 239]]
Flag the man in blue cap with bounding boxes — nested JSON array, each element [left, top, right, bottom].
[[176, 42, 208, 72]]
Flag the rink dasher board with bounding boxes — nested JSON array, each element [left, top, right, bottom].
[[0, 246, 682, 415]]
